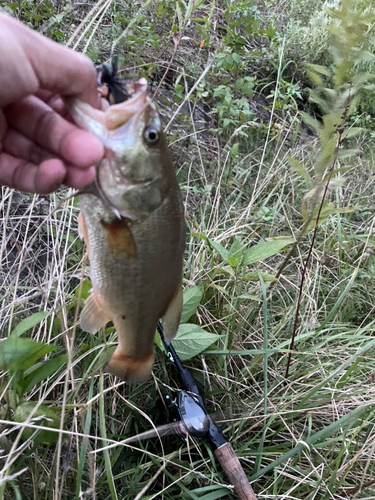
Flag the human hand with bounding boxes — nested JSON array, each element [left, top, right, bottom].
[[0, 13, 104, 194]]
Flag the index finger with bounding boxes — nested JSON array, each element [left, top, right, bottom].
[[0, 13, 99, 108]]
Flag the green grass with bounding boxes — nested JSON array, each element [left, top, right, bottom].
[[1, 0, 375, 498]]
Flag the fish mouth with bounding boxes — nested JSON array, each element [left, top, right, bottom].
[[103, 88, 153, 131]]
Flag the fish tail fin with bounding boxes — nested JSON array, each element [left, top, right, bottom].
[[105, 348, 155, 382], [161, 283, 183, 343]]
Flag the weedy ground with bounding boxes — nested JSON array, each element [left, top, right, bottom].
[[1, 0, 375, 499]]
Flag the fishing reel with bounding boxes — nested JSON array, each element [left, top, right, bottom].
[[157, 322, 256, 499], [163, 390, 210, 442]]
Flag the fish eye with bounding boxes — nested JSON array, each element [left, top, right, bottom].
[[143, 126, 160, 146]]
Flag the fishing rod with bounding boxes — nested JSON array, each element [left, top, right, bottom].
[[157, 323, 257, 500], [97, 59, 257, 499]]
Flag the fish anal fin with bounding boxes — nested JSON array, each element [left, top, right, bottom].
[[77, 212, 90, 258], [80, 291, 110, 333], [105, 348, 155, 382], [161, 283, 183, 343]]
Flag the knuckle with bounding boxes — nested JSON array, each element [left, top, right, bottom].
[[35, 107, 58, 146]]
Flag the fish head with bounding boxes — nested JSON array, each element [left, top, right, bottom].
[[66, 82, 173, 220], [98, 96, 171, 219]]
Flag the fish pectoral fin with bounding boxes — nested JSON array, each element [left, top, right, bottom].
[[80, 291, 110, 333], [100, 218, 137, 258], [77, 212, 90, 258], [161, 283, 183, 343]]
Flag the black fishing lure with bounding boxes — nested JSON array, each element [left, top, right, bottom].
[[96, 56, 131, 105]]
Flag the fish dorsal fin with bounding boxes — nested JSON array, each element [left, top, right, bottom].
[[161, 283, 183, 343], [80, 291, 110, 333]]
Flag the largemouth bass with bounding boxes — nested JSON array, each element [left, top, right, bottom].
[[66, 81, 186, 382]]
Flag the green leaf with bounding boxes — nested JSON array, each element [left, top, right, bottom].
[[14, 401, 63, 444], [227, 237, 243, 268], [200, 489, 230, 500], [319, 205, 361, 217], [232, 52, 241, 64], [181, 286, 203, 323], [230, 142, 239, 157], [308, 90, 331, 114], [186, 0, 195, 20], [0, 338, 55, 372], [242, 238, 294, 266], [75, 278, 92, 301], [305, 204, 361, 231], [92, 346, 116, 373], [341, 127, 365, 140], [176, 1, 183, 30], [235, 78, 244, 90], [5, 3, 18, 10], [191, 232, 208, 241], [238, 294, 262, 301], [242, 272, 277, 282], [305, 63, 333, 77], [214, 266, 236, 277], [300, 111, 322, 133], [305, 63, 332, 85], [154, 330, 166, 353], [10, 312, 49, 338], [338, 148, 358, 160], [227, 257, 239, 268], [210, 283, 229, 295], [172, 324, 218, 361], [306, 70, 324, 87], [288, 156, 312, 185], [208, 239, 229, 261], [22, 355, 67, 394], [194, 0, 206, 8]]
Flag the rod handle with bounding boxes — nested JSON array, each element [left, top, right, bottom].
[[214, 442, 257, 500]]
